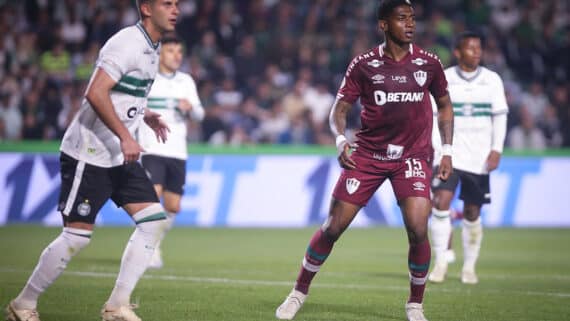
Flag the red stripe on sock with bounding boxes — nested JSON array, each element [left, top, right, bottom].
[[295, 229, 334, 294], [408, 239, 431, 303]]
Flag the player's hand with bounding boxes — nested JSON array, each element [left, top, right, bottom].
[[178, 99, 193, 112], [144, 109, 170, 143], [486, 150, 501, 172], [121, 136, 144, 164], [337, 140, 357, 170], [438, 155, 453, 181]]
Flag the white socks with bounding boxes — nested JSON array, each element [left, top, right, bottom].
[[430, 208, 452, 265], [14, 227, 92, 310], [106, 204, 167, 309], [156, 211, 176, 249], [462, 217, 483, 271]]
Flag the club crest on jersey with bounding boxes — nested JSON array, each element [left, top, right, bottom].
[[413, 70, 427, 86], [346, 178, 360, 195], [412, 58, 428, 66], [77, 200, 91, 216], [367, 59, 383, 68]]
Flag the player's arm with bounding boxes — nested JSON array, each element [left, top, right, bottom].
[[487, 75, 509, 172], [329, 99, 357, 169], [143, 108, 169, 143], [486, 113, 507, 171], [182, 79, 205, 121], [85, 67, 142, 163], [434, 94, 454, 180]]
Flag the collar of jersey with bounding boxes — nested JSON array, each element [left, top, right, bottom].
[[454, 66, 482, 82], [377, 42, 414, 62], [159, 71, 177, 79], [136, 21, 160, 50]]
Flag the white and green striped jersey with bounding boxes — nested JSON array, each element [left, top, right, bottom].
[[60, 22, 159, 167], [433, 66, 509, 174], [139, 71, 204, 160]]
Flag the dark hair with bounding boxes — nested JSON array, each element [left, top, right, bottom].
[[454, 31, 483, 49], [135, 0, 153, 18], [377, 0, 412, 20], [161, 33, 181, 45]]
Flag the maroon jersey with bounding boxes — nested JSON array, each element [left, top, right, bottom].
[[337, 43, 448, 161]]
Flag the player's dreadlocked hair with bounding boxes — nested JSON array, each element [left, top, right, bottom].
[[377, 0, 413, 20]]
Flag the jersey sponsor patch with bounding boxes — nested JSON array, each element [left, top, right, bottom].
[[367, 59, 383, 67], [346, 178, 361, 195], [412, 58, 428, 66], [373, 91, 425, 106]]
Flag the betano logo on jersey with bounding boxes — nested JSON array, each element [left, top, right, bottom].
[[373, 90, 424, 106]]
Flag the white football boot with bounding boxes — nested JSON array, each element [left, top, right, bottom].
[[275, 289, 307, 320], [5, 301, 40, 321], [461, 268, 479, 284], [405, 302, 428, 321], [101, 305, 141, 321], [428, 261, 448, 283]]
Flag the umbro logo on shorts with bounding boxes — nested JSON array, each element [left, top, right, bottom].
[[346, 178, 361, 195]]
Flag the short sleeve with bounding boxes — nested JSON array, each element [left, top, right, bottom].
[[336, 58, 363, 104], [96, 32, 134, 82], [428, 60, 448, 100]]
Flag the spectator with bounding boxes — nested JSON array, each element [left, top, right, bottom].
[[0, 90, 22, 141], [508, 106, 547, 151]]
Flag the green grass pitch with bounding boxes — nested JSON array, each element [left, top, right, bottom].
[[1, 226, 569, 321]]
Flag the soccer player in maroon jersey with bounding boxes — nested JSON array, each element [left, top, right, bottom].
[[275, 1, 454, 321]]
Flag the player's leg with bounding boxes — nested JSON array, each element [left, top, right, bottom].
[[148, 157, 185, 269], [457, 171, 489, 284], [461, 203, 482, 284], [428, 169, 458, 283], [147, 191, 181, 269], [276, 160, 377, 320], [392, 158, 433, 321], [400, 197, 432, 321], [103, 162, 167, 320], [275, 198, 361, 320], [141, 154, 168, 269], [7, 154, 107, 321]]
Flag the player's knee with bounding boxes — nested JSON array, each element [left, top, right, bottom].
[[62, 227, 92, 255], [463, 205, 480, 221], [164, 204, 180, 214], [432, 208, 450, 219], [406, 226, 428, 245], [322, 225, 344, 242], [133, 203, 169, 237]]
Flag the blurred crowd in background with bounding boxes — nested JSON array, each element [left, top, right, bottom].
[[0, 0, 569, 150]]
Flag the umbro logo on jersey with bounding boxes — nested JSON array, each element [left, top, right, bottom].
[[367, 59, 383, 67], [371, 74, 385, 84], [412, 58, 428, 66], [412, 182, 426, 191], [413, 70, 427, 86], [346, 178, 360, 195]]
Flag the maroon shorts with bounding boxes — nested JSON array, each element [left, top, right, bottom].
[[332, 150, 432, 206]]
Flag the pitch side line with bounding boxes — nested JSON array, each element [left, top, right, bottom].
[[1, 267, 569, 298]]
